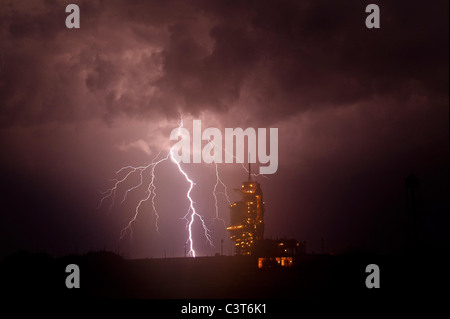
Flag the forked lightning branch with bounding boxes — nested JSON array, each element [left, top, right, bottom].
[[99, 119, 278, 257]]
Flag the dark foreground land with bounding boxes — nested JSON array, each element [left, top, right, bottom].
[[0, 250, 447, 301]]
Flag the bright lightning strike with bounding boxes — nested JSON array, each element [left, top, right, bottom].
[[99, 120, 265, 258], [169, 148, 213, 257], [99, 120, 218, 258]]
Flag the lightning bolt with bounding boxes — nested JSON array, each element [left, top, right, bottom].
[[212, 161, 231, 227], [99, 120, 219, 257], [169, 148, 212, 257], [119, 152, 170, 239], [99, 120, 264, 257]]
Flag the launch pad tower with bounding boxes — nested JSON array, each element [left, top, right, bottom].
[[227, 164, 265, 255]]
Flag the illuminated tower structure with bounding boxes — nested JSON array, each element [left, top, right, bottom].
[[227, 163, 265, 255]]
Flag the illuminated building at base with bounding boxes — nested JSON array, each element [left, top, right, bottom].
[[227, 165, 265, 255], [256, 239, 305, 268]]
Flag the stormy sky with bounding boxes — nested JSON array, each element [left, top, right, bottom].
[[0, 0, 448, 258]]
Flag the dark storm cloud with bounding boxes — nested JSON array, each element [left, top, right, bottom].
[[1, 0, 447, 127]]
